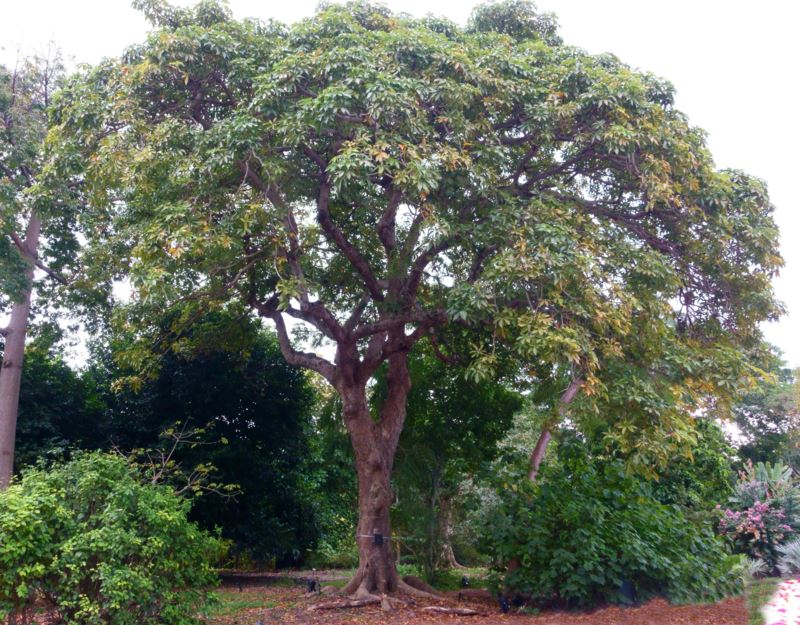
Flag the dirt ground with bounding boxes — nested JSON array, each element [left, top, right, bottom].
[[209, 582, 749, 625]]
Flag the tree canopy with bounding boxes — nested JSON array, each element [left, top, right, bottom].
[[50, 0, 782, 594]]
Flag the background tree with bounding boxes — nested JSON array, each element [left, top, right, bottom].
[[13, 325, 104, 468], [389, 349, 521, 580], [0, 51, 80, 488], [54, 0, 781, 596], [733, 350, 799, 466], [91, 308, 320, 564]]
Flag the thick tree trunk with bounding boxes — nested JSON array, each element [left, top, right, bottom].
[[0, 214, 41, 489], [340, 352, 425, 598]]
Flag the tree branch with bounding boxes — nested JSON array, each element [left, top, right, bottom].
[[352, 308, 447, 341], [404, 236, 458, 300], [315, 181, 384, 301], [284, 302, 345, 342], [35, 258, 70, 286], [344, 292, 371, 332], [253, 302, 337, 383], [551, 193, 681, 257], [377, 187, 402, 256], [9, 225, 69, 285]]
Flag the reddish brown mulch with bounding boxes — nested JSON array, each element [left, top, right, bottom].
[[211, 583, 748, 625]]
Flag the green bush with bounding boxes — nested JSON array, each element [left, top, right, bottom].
[[483, 438, 741, 608], [0, 452, 222, 624]]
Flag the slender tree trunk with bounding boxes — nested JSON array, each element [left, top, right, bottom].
[[0, 214, 41, 489], [341, 352, 411, 597], [527, 429, 552, 482], [508, 377, 583, 572], [425, 464, 442, 581], [439, 492, 465, 569], [527, 378, 583, 482]]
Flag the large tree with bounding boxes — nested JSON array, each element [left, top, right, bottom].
[[53, 0, 781, 596], [0, 52, 78, 488]]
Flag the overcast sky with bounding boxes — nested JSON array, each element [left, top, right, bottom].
[[2, 0, 798, 367]]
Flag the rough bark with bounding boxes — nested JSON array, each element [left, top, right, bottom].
[[340, 352, 411, 597], [0, 214, 41, 489]]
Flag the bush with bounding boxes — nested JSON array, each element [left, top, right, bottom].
[[0, 452, 222, 624], [482, 438, 741, 608], [717, 460, 800, 570]]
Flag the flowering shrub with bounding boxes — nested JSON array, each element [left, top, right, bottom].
[[717, 461, 800, 570]]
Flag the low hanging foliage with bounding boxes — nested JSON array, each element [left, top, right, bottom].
[[0, 452, 222, 625]]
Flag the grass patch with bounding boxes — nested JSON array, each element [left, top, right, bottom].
[[745, 577, 781, 625], [205, 589, 278, 617], [430, 567, 488, 591]]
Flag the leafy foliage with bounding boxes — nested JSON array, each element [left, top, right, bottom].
[[388, 350, 521, 579], [14, 334, 105, 469], [717, 460, 800, 570], [90, 309, 320, 565], [777, 538, 800, 576], [640, 417, 736, 512], [733, 351, 799, 466], [484, 436, 742, 607], [0, 52, 80, 307], [0, 452, 221, 625]]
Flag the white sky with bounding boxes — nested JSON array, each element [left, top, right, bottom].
[[2, 0, 798, 367]]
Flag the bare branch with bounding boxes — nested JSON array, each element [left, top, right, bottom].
[[35, 258, 70, 285], [404, 236, 458, 300], [344, 292, 371, 332], [284, 302, 345, 342], [251, 297, 337, 382], [8, 229, 26, 255], [352, 308, 447, 341], [556, 193, 681, 257], [427, 330, 462, 366]]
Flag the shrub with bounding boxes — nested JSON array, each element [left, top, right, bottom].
[[0, 452, 222, 625], [482, 438, 741, 608], [717, 460, 800, 570]]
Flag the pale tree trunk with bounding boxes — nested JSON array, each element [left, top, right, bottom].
[[439, 492, 465, 569], [0, 214, 41, 489], [527, 377, 583, 482], [507, 377, 583, 572]]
